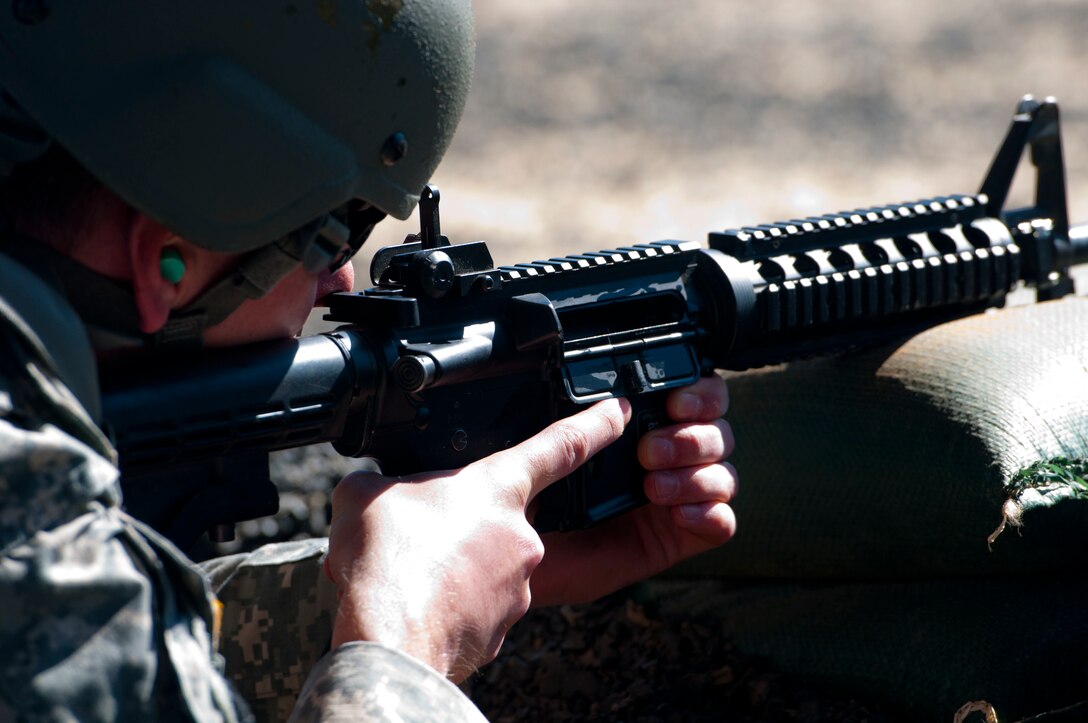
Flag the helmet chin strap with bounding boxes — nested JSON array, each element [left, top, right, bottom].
[[153, 240, 305, 349], [157, 212, 350, 348], [154, 237, 306, 348], [4, 212, 350, 351]]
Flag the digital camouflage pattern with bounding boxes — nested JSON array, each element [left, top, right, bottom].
[[201, 539, 339, 722], [0, 255, 246, 721], [0, 253, 487, 722], [291, 642, 490, 723], [202, 541, 488, 723]]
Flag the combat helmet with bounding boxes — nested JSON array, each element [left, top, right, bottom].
[[0, 0, 474, 345]]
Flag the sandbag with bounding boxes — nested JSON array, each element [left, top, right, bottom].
[[675, 295, 1088, 579], [658, 295, 1088, 720]]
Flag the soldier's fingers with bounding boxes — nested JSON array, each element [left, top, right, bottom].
[[637, 418, 734, 471], [644, 461, 738, 506], [670, 500, 737, 541], [666, 375, 729, 422], [486, 397, 632, 508]]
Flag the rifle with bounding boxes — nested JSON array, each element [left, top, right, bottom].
[[102, 96, 1088, 550]]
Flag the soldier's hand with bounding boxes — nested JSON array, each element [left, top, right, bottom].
[[324, 399, 631, 683], [530, 374, 737, 607]]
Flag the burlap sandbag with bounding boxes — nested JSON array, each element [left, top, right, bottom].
[[658, 294, 1088, 720], [680, 295, 1088, 579]]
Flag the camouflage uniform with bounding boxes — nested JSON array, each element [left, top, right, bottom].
[[0, 251, 487, 722]]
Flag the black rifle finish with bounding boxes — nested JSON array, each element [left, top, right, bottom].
[[101, 97, 1088, 549]]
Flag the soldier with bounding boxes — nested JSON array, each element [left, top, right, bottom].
[[0, 1, 737, 720]]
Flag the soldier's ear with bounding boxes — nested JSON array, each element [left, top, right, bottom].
[[127, 214, 184, 334]]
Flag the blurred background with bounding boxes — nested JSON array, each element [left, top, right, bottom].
[[354, 0, 1087, 278]]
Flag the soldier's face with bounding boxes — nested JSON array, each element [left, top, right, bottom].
[[202, 260, 355, 347]]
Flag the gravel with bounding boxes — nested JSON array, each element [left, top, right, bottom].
[[462, 591, 896, 722]]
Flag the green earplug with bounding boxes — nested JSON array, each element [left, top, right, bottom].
[[159, 248, 186, 284]]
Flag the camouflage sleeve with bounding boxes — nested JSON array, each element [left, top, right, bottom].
[[291, 643, 489, 723], [0, 422, 245, 722], [204, 540, 487, 723], [0, 265, 247, 720], [203, 539, 338, 721]]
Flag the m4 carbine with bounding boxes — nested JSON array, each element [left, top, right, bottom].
[[102, 97, 1088, 550]]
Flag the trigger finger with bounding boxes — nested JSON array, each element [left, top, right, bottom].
[[489, 397, 632, 508]]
